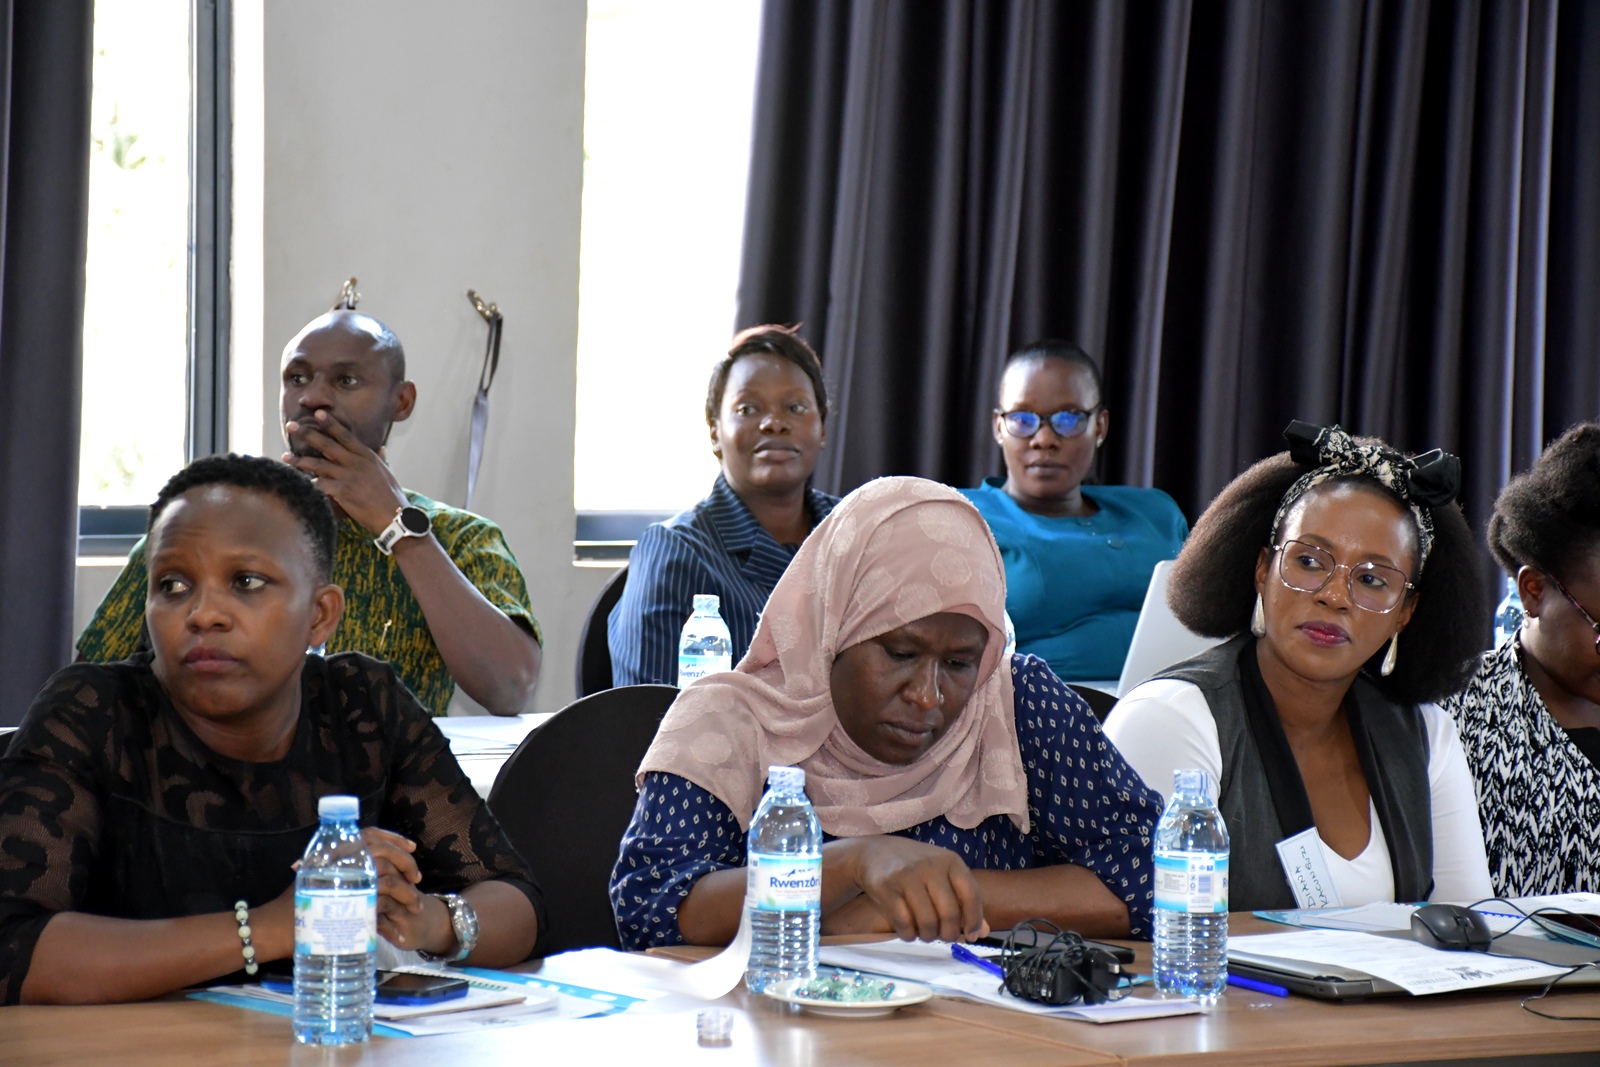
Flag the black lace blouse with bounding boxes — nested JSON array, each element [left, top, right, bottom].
[[0, 652, 544, 1004]]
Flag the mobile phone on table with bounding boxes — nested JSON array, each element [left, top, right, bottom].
[[256, 964, 469, 1004], [1534, 912, 1600, 946], [374, 970, 470, 1004]]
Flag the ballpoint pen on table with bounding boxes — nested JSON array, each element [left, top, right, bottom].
[[950, 943, 1006, 979], [1225, 972, 1289, 997]]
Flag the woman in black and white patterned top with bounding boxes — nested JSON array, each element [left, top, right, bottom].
[[1443, 422, 1600, 896]]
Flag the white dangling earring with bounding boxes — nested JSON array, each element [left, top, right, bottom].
[[1381, 633, 1400, 676], [1250, 593, 1266, 638]]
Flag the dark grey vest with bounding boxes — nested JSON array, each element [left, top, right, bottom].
[[1156, 634, 1434, 911]]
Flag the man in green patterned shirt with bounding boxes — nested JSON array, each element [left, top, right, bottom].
[[77, 310, 543, 716]]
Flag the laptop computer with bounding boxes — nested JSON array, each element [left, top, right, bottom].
[[1228, 932, 1600, 1001]]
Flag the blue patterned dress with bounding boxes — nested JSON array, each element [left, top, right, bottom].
[[610, 654, 1160, 948]]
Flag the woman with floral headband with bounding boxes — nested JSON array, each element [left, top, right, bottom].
[[1104, 422, 1492, 911]]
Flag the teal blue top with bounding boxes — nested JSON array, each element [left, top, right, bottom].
[[961, 479, 1188, 681]]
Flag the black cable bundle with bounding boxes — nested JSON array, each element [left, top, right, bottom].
[[998, 920, 1128, 1006]]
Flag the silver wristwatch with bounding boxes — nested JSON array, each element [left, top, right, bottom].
[[417, 892, 479, 963], [374, 505, 431, 555]]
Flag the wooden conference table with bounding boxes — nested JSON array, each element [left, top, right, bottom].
[[6, 917, 1600, 1066]]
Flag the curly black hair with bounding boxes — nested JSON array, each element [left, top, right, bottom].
[[704, 324, 829, 429], [148, 454, 337, 581], [1167, 448, 1486, 704], [1487, 421, 1600, 580]]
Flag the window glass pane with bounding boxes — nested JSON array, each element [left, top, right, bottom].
[[573, 0, 762, 512], [80, 0, 191, 506]]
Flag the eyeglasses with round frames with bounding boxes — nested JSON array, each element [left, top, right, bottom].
[[1271, 540, 1416, 614], [996, 406, 1101, 439], [1550, 576, 1600, 656]]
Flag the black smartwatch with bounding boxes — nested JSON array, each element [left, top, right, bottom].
[[374, 505, 431, 555]]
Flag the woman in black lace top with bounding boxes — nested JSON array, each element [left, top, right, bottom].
[[0, 455, 544, 1004]]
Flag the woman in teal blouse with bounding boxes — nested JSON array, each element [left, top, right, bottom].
[[963, 342, 1187, 682]]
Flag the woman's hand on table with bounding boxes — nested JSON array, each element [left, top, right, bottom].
[[362, 827, 454, 955], [837, 836, 990, 944]]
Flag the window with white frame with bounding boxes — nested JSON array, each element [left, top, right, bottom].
[[573, 0, 763, 537]]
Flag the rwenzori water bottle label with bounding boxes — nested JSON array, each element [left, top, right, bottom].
[[1153, 851, 1229, 914], [677, 654, 725, 685], [747, 854, 823, 911], [295, 889, 378, 956]]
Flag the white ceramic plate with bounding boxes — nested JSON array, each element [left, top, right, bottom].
[[763, 975, 934, 1017]]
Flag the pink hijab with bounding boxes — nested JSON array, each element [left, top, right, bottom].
[[636, 476, 1029, 836]]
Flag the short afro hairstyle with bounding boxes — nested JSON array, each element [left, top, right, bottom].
[[1167, 445, 1486, 704], [705, 324, 829, 429], [148, 454, 337, 582], [1002, 339, 1104, 407], [1487, 421, 1600, 580]]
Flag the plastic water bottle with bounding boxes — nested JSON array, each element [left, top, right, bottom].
[[744, 765, 822, 994], [1152, 769, 1229, 1001], [1494, 577, 1523, 648], [678, 593, 733, 687], [293, 795, 377, 1045]]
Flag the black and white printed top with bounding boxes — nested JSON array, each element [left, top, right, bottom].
[[1442, 635, 1600, 897]]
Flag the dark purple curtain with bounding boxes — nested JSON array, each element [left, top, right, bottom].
[[736, 0, 1600, 614], [0, 1, 92, 725]]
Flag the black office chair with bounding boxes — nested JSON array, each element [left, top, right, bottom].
[[575, 564, 629, 698], [1069, 684, 1119, 723], [486, 683, 676, 956]]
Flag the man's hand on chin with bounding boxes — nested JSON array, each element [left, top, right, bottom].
[[282, 411, 409, 535]]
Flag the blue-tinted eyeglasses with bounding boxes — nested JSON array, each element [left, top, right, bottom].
[[997, 407, 1101, 439]]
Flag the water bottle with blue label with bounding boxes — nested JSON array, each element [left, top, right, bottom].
[[1152, 768, 1229, 1001], [744, 765, 822, 994], [677, 593, 733, 687], [1494, 577, 1523, 648], [293, 795, 377, 1045]]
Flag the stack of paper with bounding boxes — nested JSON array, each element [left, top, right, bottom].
[[198, 968, 562, 1037], [818, 940, 1202, 1023]]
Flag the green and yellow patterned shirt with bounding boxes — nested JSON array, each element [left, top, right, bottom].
[[75, 490, 541, 715]]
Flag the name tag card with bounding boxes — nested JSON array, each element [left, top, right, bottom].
[[1275, 828, 1343, 909]]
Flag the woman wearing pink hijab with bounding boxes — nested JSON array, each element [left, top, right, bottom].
[[609, 478, 1161, 949]]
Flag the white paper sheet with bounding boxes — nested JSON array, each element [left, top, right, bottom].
[[435, 713, 550, 747], [818, 940, 1203, 1023], [1228, 928, 1569, 995], [532, 907, 755, 1001]]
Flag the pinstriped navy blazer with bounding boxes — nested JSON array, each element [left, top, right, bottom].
[[607, 474, 839, 687]]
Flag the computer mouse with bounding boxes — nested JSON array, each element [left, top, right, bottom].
[[1409, 904, 1492, 951]]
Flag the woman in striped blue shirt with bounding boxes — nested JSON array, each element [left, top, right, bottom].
[[608, 326, 838, 686]]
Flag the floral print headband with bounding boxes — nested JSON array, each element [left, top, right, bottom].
[[1271, 421, 1461, 572]]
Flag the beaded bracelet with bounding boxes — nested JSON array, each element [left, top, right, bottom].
[[233, 899, 259, 976]]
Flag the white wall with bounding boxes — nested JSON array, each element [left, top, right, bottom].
[[244, 0, 607, 713]]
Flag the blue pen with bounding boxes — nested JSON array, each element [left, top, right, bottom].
[[1226, 972, 1288, 998], [951, 943, 1005, 979]]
